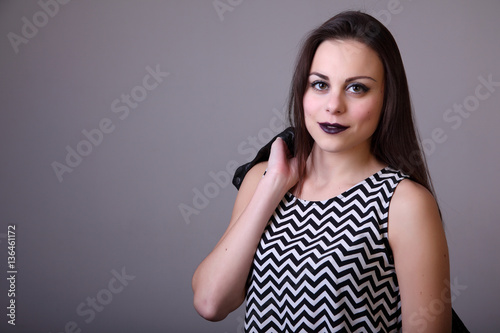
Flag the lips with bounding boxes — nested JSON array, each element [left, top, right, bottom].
[[318, 122, 349, 134]]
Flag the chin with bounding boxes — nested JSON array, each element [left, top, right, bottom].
[[313, 140, 348, 154]]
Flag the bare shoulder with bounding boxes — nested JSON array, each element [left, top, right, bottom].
[[390, 178, 439, 220], [238, 161, 268, 194], [388, 178, 442, 246]]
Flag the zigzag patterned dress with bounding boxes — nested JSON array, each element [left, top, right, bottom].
[[244, 167, 408, 333]]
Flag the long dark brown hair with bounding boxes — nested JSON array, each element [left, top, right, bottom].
[[288, 11, 435, 196]]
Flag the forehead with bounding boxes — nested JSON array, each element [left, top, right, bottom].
[[310, 39, 384, 79]]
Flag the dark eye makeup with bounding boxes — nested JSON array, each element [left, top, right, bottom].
[[309, 80, 370, 94], [347, 83, 370, 94], [311, 80, 329, 91]]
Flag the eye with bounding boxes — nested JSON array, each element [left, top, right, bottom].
[[311, 80, 329, 92], [347, 83, 369, 94]]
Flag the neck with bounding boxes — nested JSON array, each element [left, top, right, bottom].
[[306, 142, 385, 187]]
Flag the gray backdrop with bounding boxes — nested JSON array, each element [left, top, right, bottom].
[[1, 1, 499, 332]]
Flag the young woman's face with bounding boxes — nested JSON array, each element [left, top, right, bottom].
[[303, 39, 385, 156]]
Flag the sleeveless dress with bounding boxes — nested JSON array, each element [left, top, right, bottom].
[[244, 167, 408, 333]]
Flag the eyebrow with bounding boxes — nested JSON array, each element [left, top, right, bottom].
[[309, 72, 377, 83]]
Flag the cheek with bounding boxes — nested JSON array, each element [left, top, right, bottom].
[[303, 91, 321, 118], [354, 113, 374, 128], [303, 95, 313, 118], [353, 100, 383, 128]]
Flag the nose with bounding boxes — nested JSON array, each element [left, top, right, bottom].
[[325, 89, 345, 114]]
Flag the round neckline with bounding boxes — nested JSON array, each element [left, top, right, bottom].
[[286, 166, 393, 204]]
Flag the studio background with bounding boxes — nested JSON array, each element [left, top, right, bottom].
[[1, 1, 499, 332]]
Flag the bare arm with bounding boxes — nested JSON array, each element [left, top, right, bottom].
[[192, 138, 298, 321], [389, 179, 451, 333]]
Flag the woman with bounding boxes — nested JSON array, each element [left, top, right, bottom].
[[192, 11, 451, 332]]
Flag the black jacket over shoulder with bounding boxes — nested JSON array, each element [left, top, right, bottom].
[[232, 127, 295, 190]]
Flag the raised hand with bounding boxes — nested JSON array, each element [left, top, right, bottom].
[[266, 137, 299, 192]]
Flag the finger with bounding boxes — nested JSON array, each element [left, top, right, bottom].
[[270, 137, 284, 157], [268, 138, 288, 169]]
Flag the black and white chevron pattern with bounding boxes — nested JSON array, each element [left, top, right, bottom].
[[244, 167, 408, 333]]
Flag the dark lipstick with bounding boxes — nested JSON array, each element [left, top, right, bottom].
[[318, 122, 349, 134]]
